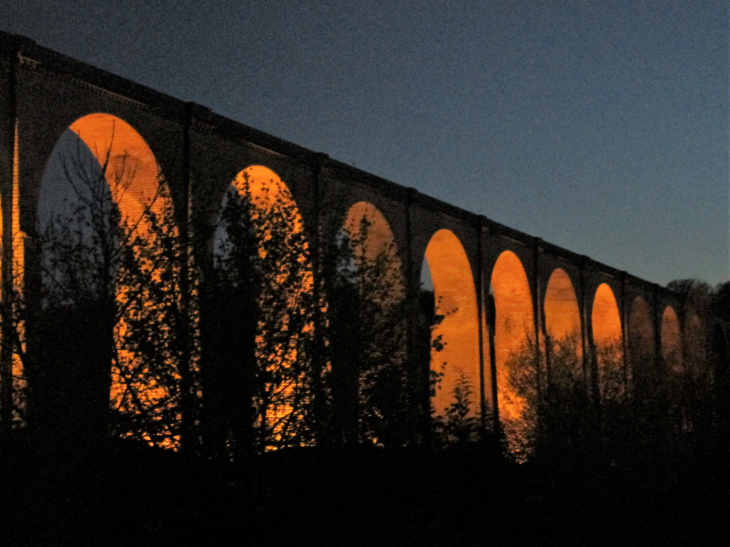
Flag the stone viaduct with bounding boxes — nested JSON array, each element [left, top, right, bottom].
[[0, 32, 702, 441]]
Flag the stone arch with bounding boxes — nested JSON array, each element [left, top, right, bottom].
[[343, 201, 404, 297], [37, 113, 178, 446], [661, 306, 682, 374], [591, 283, 624, 401], [424, 229, 480, 418], [628, 296, 655, 388], [490, 250, 534, 450], [684, 313, 704, 376], [213, 165, 315, 450], [543, 268, 582, 396], [68, 113, 165, 223], [328, 201, 408, 444], [544, 268, 582, 343], [225, 168, 312, 293], [39, 113, 167, 237]]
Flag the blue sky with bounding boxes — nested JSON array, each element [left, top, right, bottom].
[[3, 0, 728, 285]]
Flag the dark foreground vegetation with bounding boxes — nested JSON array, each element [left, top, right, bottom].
[[2, 428, 729, 546], [2, 124, 730, 545]]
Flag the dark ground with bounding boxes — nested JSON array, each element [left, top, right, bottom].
[[1, 431, 729, 546]]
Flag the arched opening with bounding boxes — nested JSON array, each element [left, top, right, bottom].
[[628, 296, 655, 392], [490, 250, 534, 455], [328, 201, 408, 446], [343, 202, 403, 284], [68, 113, 165, 223], [544, 269, 581, 342], [685, 313, 705, 376], [37, 113, 181, 448], [661, 306, 682, 374], [423, 230, 480, 421], [211, 165, 315, 452], [543, 268, 582, 396], [591, 283, 624, 402]]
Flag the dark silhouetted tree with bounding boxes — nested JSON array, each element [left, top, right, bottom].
[[323, 212, 425, 448], [3, 132, 200, 450], [204, 174, 316, 458]]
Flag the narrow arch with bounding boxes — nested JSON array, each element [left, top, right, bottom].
[[214, 165, 315, 451], [343, 201, 404, 299], [684, 313, 704, 376], [544, 268, 582, 343], [591, 283, 624, 401], [330, 201, 408, 445], [490, 250, 534, 453], [661, 306, 682, 374], [344, 203, 401, 272], [628, 296, 655, 389], [543, 268, 583, 396], [38, 113, 179, 447], [424, 229, 480, 418]]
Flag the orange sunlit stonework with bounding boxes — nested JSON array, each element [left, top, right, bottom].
[[425, 230, 480, 418], [343, 202, 405, 315], [591, 283, 624, 400], [629, 296, 654, 381], [661, 306, 682, 374], [344, 202, 403, 281], [69, 114, 165, 226], [591, 284, 622, 344], [230, 166, 313, 296], [491, 250, 534, 449], [52, 114, 180, 447], [7, 124, 27, 423], [544, 268, 582, 344], [229, 166, 315, 449], [543, 269, 583, 403]]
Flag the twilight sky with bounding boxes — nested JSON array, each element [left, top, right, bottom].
[[2, 0, 728, 286]]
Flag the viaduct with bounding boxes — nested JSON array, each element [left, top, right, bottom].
[[0, 32, 708, 446]]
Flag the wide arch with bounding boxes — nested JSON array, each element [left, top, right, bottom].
[[490, 250, 534, 452], [68, 113, 165, 223], [628, 296, 655, 386], [424, 229, 480, 418], [215, 165, 315, 451], [591, 283, 624, 401], [38, 113, 178, 447], [661, 306, 682, 374]]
